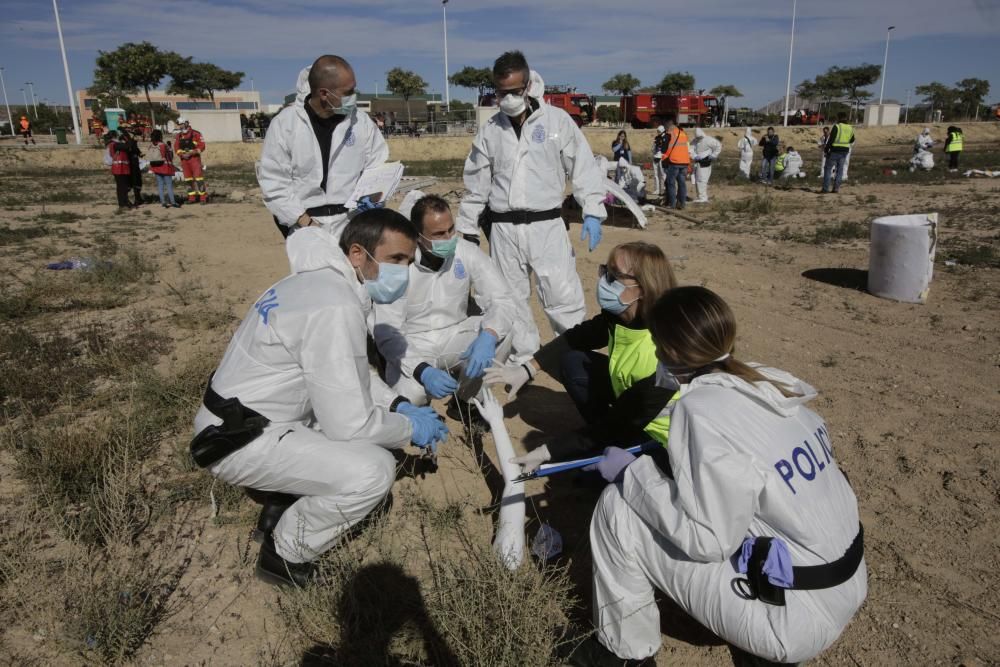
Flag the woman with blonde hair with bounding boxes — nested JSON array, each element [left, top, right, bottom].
[[486, 241, 678, 469], [569, 286, 867, 667]]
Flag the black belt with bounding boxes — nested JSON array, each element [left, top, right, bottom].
[[306, 204, 347, 217], [488, 207, 561, 224], [190, 373, 270, 468], [744, 524, 864, 606]]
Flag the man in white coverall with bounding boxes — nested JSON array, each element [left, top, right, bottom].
[[736, 126, 755, 179], [569, 286, 866, 667], [258, 54, 388, 240], [689, 128, 722, 203], [190, 210, 448, 588], [374, 194, 518, 407], [456, 50, 608, 358]]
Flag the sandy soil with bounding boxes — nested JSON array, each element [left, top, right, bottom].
[[1, 133, 998, 665]]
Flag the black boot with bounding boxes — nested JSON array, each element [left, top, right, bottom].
[[256, 534, 314, 588], [564, 636, 654, 667], [252, 492, 299, 544]]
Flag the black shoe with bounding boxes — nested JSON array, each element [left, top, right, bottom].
[[256, 534, 314, 588], [564, 636, 654, 667], [832, 188, 839, 193], [172, 203, 182, 208], [162, 203, 170, 208], [252, 492, 299, 544]]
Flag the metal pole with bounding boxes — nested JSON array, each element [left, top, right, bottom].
[[53, 0, 82, 144], [251, 77, 258, 111], [21, 88, 29, 115], [782, 0, 796, 127], [442, 0, 450, 112], [904, 89, 910, 124], [26, 81, 38, 118], [0, 68, 13, 136], [878, 26, 894, 105]]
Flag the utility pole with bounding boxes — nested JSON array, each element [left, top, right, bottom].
[[782, 0, 797, 127], [26, 81, 39, 118], [878, 26, 895, 105], [904, 89, 910, 124], [53, 0, 82, 143], [442, 0, 451, 112], [0, 67, 13, 136]]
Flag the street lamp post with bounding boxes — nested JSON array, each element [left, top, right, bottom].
[[21, 88, 29, 116], [878, 26, 895, 105], [26, 81, 39, 118], [0, 67, 13, 137], [782, 0, 797, 128], [53, 0, 82, 144], [904, 89, 910, 124], [442, 0, 450, 113]]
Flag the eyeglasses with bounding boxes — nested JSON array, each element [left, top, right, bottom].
[[496, 85, 527, 98], [598, 264, 637, 284]]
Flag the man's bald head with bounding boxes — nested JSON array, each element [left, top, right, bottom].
[[308, 55, 354, 93]]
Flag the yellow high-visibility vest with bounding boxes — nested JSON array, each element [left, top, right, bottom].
[[831, 123, 854, 149]]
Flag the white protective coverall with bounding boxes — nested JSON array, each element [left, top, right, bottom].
[[911, 129, 935, 171], [817, 131, 829, 177], [780, 150, 804, 179], [590, 367, 867, 662], [615, 157, 646, 203], [736, 127, 755, 179], [373, 240, 518, 405], [258, 66, 389, 240], [194, 227, 410, 564], [456, 70, 607, 357], [690, 129, 723, 202]]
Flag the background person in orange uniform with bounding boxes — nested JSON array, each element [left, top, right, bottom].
[[659, 116, 689, 210], [174, 117, 208, 204], [19, 116, 36, 146]]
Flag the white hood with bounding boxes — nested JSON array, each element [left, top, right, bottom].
[[528, 69, 545, 100], [744, 127, 754, 140], [684, 366, 817, 418], [295, 66, 311, 106], [286, 226, 356, 280], [695, 128, 706, 139]]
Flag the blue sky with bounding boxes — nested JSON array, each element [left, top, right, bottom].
[[1, 0, 998, 110]]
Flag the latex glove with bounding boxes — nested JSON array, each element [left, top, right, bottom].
[[483, 363, 533, 401], [419, 367, 458, 398], [510, 445, 551, 475], [580, 215, 602, 252], [460, 330, 497, 378], [396, 402, 449, 452], [356, 195, 384, 212], [584, 446, 637, 484]]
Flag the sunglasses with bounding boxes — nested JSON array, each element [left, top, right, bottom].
[[598, 264, 636, 284]]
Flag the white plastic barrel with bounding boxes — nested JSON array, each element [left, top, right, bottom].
[[868, 213, 938, 304]]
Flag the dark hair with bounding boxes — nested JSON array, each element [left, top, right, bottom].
[[493, 51, 530, 83], [787, 145, 795, 152], [309, 54, 352, 93], [767, 126, 774, 131], [409, 194, 451, 232], [339, 208, 417, 255], [150, 129, 163, 143]]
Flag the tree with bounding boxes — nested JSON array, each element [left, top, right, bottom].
[[92, 42, 180, 127], [602, 73, 641, 96], [709, 85, 742, 126], [385, 67, 428, 124], [955, 78, 990, 118], [828, 64, 881, 120], [915, 82, 957, 119], [657, 71, 695, 94], [596, 105, 622, 126], [449, 66, 493, 104], [168, 59, 244, 104]]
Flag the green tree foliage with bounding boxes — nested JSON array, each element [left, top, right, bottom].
[[596, 105, 622, 125], [915, 78, 991, 120], [955, 78, 991, 118], [796, 64, 881, 120], [386, 67, 428, 124], [657, 71, 695, 94], [602, 73, 641, 96], [167, 60, 244, 103], [449, 66, 493, 103], [91, 42, 181, 127]]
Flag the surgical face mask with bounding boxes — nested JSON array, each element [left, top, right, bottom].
[[325, 90, 357, 116], [421, 233, 458, 259], [499, 92, 527, 117], [361, 249, 409, 304], [596, 278, 636, 315]]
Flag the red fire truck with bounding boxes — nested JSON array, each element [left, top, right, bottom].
[[543, 86, 595, 126], [621, 92, 719, 128]]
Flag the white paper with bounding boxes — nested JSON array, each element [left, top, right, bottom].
[[346, 161, 405, 209]]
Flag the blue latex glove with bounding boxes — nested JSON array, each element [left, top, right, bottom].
[[396, 402, 449, 452], [580, 215, 602, 252], [356, 195, 384, 212], [419, 366, 459, 398], [584, 446, 636, 483], [737, 537, 794, 588], [459, 330, 497, 378]]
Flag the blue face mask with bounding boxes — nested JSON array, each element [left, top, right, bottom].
[[422, 234, 458, 259], [597, 278, 634, 315], [362, 250, 409, 304]]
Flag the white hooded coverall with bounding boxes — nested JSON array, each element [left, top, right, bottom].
[[193, 228, 410, 564], [258, 66, 389, 241], [690, 129, 722, 202], [911, 129, 935, 171], [373, 240, 518, 405], [817, 131, 829, 177], [780, 150, 804, 179], [457, 71, 607, 358], [590, 368, 867, 663], [736, 127, 755, 179]]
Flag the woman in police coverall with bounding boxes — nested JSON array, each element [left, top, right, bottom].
[[569, 286, 867, 666], [485, 241, 677, 470]]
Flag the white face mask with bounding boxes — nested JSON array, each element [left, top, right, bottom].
[[499, 93, 527, 117]]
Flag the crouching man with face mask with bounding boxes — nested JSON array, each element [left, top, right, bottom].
[[190, 209, 448, 588], [373, 194, 518, 409]]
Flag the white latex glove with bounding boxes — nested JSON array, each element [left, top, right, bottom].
[[483, 362, 533, 401], [510, 445, 551, 474], [471, 387, 504, 424]]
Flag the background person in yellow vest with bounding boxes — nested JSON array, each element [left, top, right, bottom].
[[660, 117, 690, 209], [822, 113, 854, 193], [945, 126, 964, 172], [485, 242, 678, 475]]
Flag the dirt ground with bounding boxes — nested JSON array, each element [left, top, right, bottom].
[[1, 128, 998, 666]]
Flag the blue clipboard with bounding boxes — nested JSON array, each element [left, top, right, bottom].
[[512, 440, 659, 483]]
